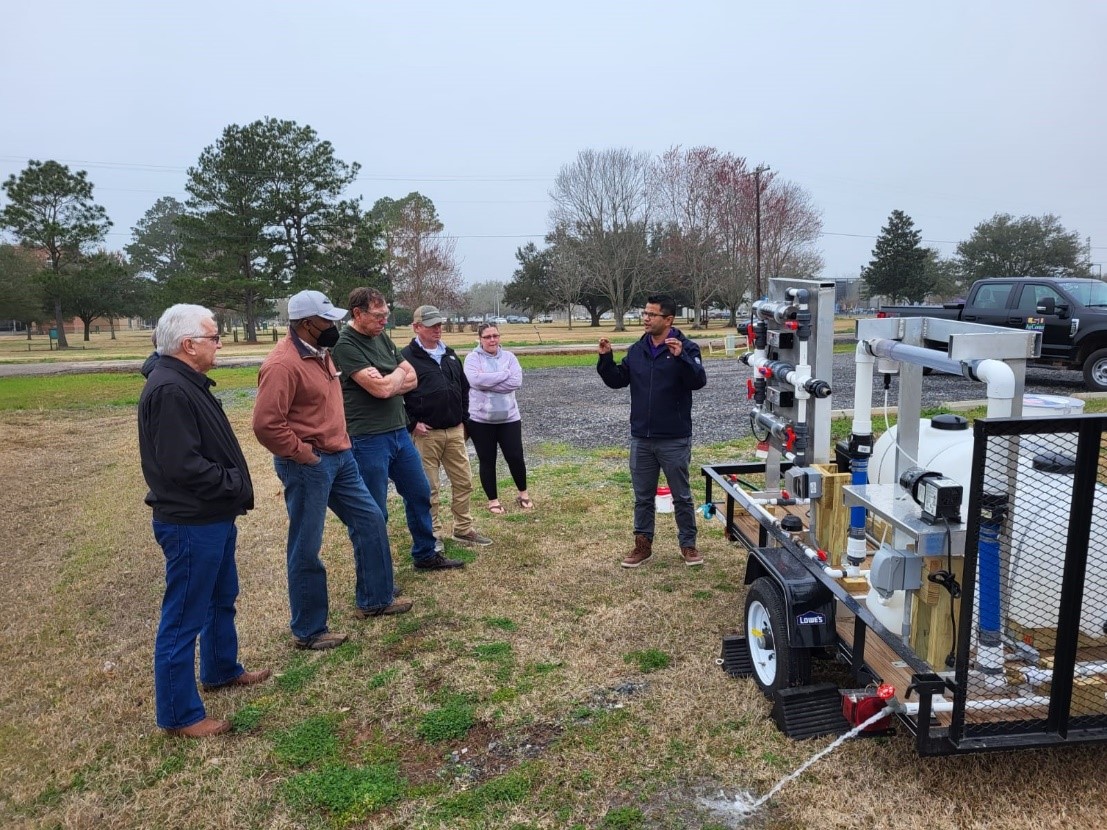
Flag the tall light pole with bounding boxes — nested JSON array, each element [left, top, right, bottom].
[[752, 164, 770, 300]]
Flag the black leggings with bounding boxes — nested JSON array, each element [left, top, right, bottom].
[[467, 419, 527, 500]]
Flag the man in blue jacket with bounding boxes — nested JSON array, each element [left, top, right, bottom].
[[598, 294, 707, 568]]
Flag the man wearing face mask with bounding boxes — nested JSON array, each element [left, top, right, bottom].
[[254, 290, 411, 652]]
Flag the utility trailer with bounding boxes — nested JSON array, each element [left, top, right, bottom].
[[706, 278, 1107, 756]]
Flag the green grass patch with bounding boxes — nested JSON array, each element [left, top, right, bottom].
[[517, 353, 600, 370], [230, 703, 268, 732], [483, 616, 519, 631], [417, 698, 476, 743], [276, 654, 320, 694], [367, 667, 400, 689], [622, 648, 671, 673], [0, 366, 260, 412], [473, 641, 513, 661], [601, 806, 645, 828], [432, 765, 537, 820], [271, 714, 342, 767], [279, 762, 403, 821]]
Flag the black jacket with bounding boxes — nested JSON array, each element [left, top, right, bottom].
[[597, 327, 707, 439], [137, 355, 254, 524], [401, 339, 469, 429]]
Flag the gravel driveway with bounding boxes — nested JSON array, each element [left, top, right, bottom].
[[515, 353, 1091, 450]]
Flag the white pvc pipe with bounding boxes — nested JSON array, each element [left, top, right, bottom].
[[899, 695, 1053, 716], [973, 358, 1016, 417], [851, 341, 875, 437]]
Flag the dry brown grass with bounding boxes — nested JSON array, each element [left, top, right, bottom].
[[2, 398, 1106, 830]]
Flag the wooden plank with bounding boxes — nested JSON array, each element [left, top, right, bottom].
[[813, 463, 850, 568]]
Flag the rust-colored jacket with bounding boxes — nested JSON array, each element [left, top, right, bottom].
[[253, 331, 351, 464]]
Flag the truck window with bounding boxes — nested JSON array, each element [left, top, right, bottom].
[[1016, 285, 1063, 314], [972, 283, 1014, 310]]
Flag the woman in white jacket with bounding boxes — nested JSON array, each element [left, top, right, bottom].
[[463, 324, 533, 514]]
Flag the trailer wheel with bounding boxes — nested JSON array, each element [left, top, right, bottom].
[[1083, 348, 1107, 392], [745, 577, 812, 696]]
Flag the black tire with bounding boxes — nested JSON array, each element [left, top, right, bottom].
[[1083, 347, 1107, 392], [744, 577, 812, 696]]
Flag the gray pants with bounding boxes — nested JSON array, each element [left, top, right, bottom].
[[629, 435, 697, 549]]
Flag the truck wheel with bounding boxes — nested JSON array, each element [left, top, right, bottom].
[[1084, 348, 1107, 392], [744, 577, 812, 696]]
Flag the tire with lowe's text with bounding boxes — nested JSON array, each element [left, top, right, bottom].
[[744, 577, 812, 696]]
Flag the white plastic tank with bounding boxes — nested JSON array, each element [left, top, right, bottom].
[[871, 395, 1087, 518], [866, 394, 1107, 638]]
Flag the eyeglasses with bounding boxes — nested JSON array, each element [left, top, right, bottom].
[[189, 334, 221, 344], [355, 307, 389, 321], [480, 334, 501, 340], [641, 312, 671, 320]]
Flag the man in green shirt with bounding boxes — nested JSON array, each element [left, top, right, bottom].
[[331, 287, 464, 570]]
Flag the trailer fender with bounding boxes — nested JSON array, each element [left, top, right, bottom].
[[744, 547, 837, 648]]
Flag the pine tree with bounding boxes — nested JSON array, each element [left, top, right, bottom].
[[860, 210, 932, 304]]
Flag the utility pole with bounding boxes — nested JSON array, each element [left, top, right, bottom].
[[752, 164, 770, 300]]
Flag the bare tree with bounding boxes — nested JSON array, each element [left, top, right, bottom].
[[760, 180, 824, 278], [705, 153, 755, 325], [653, 146, 726, 328], [370, 192, 464, 310], [549, 148, 653, 332], [545, 227, 590, 330]]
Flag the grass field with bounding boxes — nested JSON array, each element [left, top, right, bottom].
[[3, 363, 1106, 830]]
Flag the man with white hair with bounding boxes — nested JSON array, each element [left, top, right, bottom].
[[254, 289, 411, 653], [138, 304, 270, 739]]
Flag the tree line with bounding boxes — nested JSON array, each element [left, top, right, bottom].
[[861, 209, 1094, 306], [0, 118, 465, 347], [2, 120, 1097, 347], [502, 146, 823, 331]]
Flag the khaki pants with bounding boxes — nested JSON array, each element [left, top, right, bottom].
[[411, 424, 473, 537]]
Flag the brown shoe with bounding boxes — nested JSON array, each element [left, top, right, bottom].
[[202, 668, 272, 692], [621, 534, 653, 568], [680, 546, 704, 567], [164, 717, 231, 738], [294, 632, 349, 650], [353, 599, 414, 619]]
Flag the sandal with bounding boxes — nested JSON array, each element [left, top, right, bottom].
[[488, 501, 506, 515], [515, 496, 535, 511]]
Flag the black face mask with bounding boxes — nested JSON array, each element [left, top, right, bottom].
[[314, 323, 340, 349]]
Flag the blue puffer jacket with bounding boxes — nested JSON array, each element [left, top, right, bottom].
[[597, 328, 707, 439]]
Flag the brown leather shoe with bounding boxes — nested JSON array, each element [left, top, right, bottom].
[[621, 534, 653, 568], [294, 632, 349, 650], [202, 668, 272, 692], [164, 717, 231, 738], [353, 599, 414, 619], [680, 546, 704, 567]]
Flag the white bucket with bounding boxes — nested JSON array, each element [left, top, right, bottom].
[[655, 486, 674, 513], [1020, 394, 1085, 418]]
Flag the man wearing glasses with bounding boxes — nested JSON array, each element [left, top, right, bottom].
[[331, 288, 466, 569], [138, 304, 269, 737], [254, 290, 410, 653], [598, 294, 707, 568]]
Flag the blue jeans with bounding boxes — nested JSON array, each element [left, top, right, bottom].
[[629, 435, 697, 548], [350, 429, 437, 564], [152, 518, 244, 730], [274, 449, 395, 639]]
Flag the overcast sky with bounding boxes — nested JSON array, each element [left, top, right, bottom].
[[2, 0, 1105, 289]]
